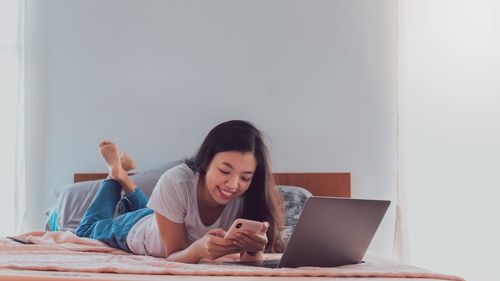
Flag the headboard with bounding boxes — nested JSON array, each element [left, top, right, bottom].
[[74, 172, 351, 198]]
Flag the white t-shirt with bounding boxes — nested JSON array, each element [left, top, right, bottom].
[[126, 163, 244, 257]]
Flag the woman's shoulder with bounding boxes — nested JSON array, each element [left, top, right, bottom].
[[148, 163, 195, 215], [158, 163, 196, 186]]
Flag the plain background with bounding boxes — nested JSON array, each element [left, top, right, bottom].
[[398, 1, 500, 279], [25, 0, 397, 258]]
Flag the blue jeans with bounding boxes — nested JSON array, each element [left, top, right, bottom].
[[75, 179, 153, 252]]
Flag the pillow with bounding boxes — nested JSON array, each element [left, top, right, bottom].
[[49, 161, 182, 232], [278, 185, 313, 243]]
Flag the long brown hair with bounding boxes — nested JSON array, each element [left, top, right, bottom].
[[185, 120, 285, 252]]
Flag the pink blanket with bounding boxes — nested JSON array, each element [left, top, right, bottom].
[[0, 231, 464, 280]]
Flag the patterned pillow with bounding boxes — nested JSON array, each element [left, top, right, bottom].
[[278, 185, 313, 244]]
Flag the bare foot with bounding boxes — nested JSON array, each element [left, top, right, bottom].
[[119, 151, 136, 172], [99, 141, 136, 193], [99, 141, 126, 180]]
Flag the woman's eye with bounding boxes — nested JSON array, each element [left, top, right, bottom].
[[241, 177, 251, 182], [219, 169, 230, 175]]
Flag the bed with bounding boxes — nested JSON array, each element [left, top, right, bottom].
[[0, 166, 464, 281]]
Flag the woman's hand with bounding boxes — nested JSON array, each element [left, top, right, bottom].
[[194, 228, 241, 260], [232, 221, 269, 258]]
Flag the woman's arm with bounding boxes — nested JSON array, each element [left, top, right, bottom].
[[155, 212, 240, 263], [155, 212, 199, 263], [240, 250, 265, 262]]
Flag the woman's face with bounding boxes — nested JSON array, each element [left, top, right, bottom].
[[203, 151, 257, 206]]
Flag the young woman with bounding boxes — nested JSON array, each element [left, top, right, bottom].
[[76, 120, 285, 263]]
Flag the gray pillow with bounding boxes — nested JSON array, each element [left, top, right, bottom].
[[278, 185, 313, 243], [50, 161, 182, 232]]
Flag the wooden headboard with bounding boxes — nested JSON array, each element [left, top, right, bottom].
[[74, 172, 351, 198]]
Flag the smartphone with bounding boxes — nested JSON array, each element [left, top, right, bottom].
[[224, 218, 262, 239]]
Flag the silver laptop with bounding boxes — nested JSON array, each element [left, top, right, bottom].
[[227, 196, 390, 268]]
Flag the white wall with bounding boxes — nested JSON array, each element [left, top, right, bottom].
[[0, 1, 21, 236], [399, 1, 500, 279], [26, 0, 397, 257]]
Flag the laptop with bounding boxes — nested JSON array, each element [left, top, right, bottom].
[[226, 196, 390, 268]]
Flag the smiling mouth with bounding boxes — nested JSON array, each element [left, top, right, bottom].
[[218, 186, 234, 199]]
